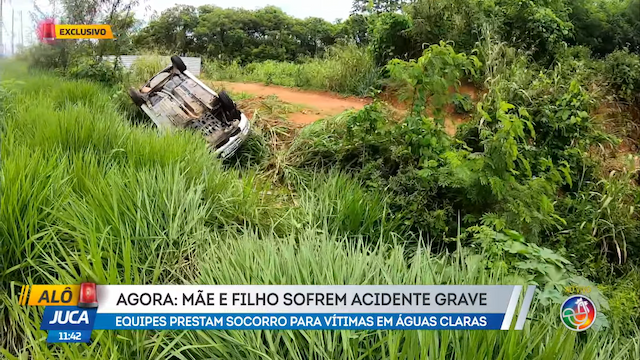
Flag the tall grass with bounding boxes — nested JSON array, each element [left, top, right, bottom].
[[0, 63, 280, 352], [204, 44, 379, 96], [127, 55, 167, 86], [5, 229, 639, 359], [1, 61, 639, 359]]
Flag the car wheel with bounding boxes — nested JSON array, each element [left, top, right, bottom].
[[218, 91, 236, 111], [171, 55, 187, 72], [128, 88, 145, 107]]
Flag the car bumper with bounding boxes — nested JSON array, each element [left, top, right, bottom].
[[214, 113, 251, 159]]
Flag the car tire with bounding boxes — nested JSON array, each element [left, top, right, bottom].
[[128, 88, 145, 107], [171, 55, 187, 72], [218, 91, 236, 111]]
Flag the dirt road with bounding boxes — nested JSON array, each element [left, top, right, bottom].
[[212, 81, 370, 124], [211, 81, 475, 135]]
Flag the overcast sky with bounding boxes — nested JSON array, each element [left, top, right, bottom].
[[137, 1, 353, 23], [0, 0, 353, 54]]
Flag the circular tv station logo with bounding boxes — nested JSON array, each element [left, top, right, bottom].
[[560, 295, 597, 331]]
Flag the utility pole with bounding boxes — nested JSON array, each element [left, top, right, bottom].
[[19, 10, 22, 50], [11, 8, 14, 55], [0, 0, 4, 56]]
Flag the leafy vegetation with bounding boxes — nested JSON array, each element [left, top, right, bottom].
[[27, 0, 640, 98], [204, 44, 379, 96], [605, 49, 640, 104], [7, 0, 640, 358], [284, 38, 640, 329], [132, 0, 640, 64], [5, 63, 639, 359]]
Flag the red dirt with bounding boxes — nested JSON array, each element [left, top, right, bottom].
[[212, 81, 370, 124], [379, 82, 481, 135], [212, 81, 481, 136]]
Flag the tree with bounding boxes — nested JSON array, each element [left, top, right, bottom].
[[351, 0, 410, 14], [337, 14, 371, 45], [133, 5, 198, 54], [134, 6, 342, 63], [569, 0, 640, 56], [369, 12, 413, 65], [295, 17, 338, 56]]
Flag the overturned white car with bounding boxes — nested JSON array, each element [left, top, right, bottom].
[[128, 56, 250, 158]]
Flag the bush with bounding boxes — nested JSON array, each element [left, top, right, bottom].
[[23, 43, 126, 87], [452, 93, 473, 113], [290, 39, 640, 279], [369, 12, 414, 66], [569, 0, 640, 57], [290, 100, 464, 238], [604, 49, 640, 103], [407, 0, 483, 54], [500, 0, 573, 62], [386, 42, 480, 115], [22, 44, 69, 71], [67, 58, 124, 86], [599, 271, 640, 334]]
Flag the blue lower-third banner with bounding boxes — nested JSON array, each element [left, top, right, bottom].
[[19, 284, 538, 342], [92, 313, 505, 330]]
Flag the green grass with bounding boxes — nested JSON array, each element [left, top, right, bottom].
[[5, 229, 639, 359], [1, 61, 639, 359], [127, 55, 167, 85]]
